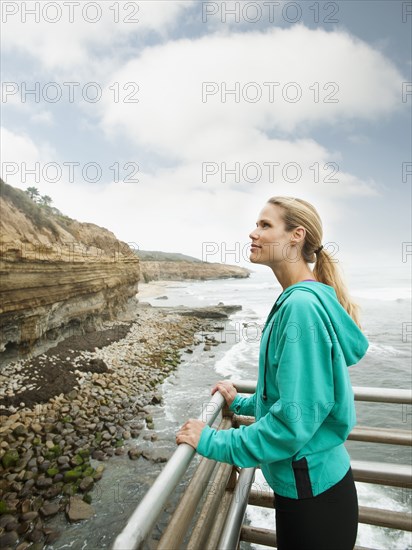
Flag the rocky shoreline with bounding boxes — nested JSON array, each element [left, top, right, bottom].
[[0, 302, 239, 550]]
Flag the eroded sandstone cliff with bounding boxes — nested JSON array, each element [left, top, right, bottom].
[[0, 182, 140, 358]]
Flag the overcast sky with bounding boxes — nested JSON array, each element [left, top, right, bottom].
[[1, 0, 411, 270]]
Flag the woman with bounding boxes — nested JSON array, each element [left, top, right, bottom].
[[176, 196, 368, 550]]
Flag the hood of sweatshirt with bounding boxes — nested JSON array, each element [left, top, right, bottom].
[[269, 281, 369, 367]]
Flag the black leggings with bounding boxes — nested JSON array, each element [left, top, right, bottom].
[[274, 468, 358, 550]]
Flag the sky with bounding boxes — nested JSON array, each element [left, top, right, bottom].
[[1, 0, 411, 272]]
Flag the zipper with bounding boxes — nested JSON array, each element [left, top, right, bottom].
[[262, 303, 279, 401]]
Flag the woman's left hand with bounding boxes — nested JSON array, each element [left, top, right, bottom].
[[176, 419, 206, 449]]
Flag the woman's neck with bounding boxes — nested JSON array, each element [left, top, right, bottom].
[[271, 263, 315, 291]]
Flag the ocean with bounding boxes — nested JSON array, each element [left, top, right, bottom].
[[49, 265, 411, 550]]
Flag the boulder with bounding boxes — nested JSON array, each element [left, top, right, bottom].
[[66, 496, 94, 522]]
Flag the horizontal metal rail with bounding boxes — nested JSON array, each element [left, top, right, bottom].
[[112, 391, 225, 550], [358, 505, 412, 531], [349, 425, 412, 445], [248, 489, 412, 531], [247, 460, 411, 490], [248, 488, 275, 508], [240, 525, 276, 548], [233, 381, 412, 404], [240, 525, 377, 550], [233, 380, 257, 394], [234, 416, 412, 446], [351, 460, 412, 489], [353, 386, 412, 404]]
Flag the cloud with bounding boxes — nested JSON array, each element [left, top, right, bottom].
[[347, 134, 370, 145], [1, 0, 195, 75], [99, 26, 404, 161], [0, 127, 59, 192], [0, 125, 355, 264], [30, 110, 55, 126], [1, 126, 54, 166], [1, 23, 405, 266], [93, 25, 396, 200]]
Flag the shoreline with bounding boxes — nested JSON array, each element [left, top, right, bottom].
[[136, 280, 184, 300], [0, 297, 237, 549]]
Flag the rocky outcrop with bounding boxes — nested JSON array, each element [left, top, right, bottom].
[[0, 182, 139, 358], [153, 304, 242, 318], [140, 260, 250, 282]]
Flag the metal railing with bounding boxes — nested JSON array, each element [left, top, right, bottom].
[[112, 382, 412, 550], [112, 391, 225, 550]]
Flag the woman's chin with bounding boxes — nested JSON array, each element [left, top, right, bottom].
[[249, 252, 262, 264]]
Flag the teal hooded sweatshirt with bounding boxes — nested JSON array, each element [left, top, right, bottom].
[[197, 281, 369, 499]]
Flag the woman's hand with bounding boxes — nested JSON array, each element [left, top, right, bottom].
[[211, 380, 237, 407], [176, 419, 206, 449]]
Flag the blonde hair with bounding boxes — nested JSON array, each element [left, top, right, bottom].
[[267, 196, 361, 327]]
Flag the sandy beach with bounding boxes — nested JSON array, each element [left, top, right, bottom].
[[136, 280, 178, 299]]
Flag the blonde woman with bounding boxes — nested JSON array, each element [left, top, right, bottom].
[[177, 197, 368, 550]]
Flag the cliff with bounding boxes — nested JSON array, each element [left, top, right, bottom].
[[0, 181, 140, 357], [139, 259, 250, 282]]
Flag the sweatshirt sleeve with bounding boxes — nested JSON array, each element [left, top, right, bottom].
[[197, 298, 336, 467], [229, 392, 256, 417]]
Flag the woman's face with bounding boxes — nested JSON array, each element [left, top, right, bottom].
[[248, 203, 292, 266]]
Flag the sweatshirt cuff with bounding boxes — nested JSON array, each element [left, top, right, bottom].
[[197, 425, 214, 457], [229, 394, 242, 414]]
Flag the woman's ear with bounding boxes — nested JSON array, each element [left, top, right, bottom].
[[291, 226, 306, 244]]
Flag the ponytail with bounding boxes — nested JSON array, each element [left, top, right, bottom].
[[313, 248, 361, 328]]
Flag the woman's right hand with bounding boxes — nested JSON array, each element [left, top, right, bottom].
[[211, 380, 237, 407]]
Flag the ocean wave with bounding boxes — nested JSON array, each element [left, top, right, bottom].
[[355, 482, 412, 549], [214, 339, 255, 378], [351, 287, 411, 301], [238, 282, 280, 291], [367, 342, 403, 357]]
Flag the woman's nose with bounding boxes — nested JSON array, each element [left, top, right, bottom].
[[249, 228, 258, 240]]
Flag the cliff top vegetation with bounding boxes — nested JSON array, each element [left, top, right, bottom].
[[0, 179, 73, 238]]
